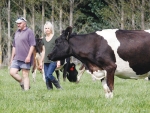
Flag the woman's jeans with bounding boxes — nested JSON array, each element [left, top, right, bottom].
[[44, 62, 57, 83]]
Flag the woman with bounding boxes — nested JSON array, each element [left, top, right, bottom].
[[39, 21, 62, 90]]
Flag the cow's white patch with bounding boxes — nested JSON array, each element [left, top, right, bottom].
[[96, 29, 150, 79], [76, 66, 86, 83], [86, 70, 106, 80], [77, 67, 106, 82], [101, 78, 113, 98], [144, 30, 150, 33]]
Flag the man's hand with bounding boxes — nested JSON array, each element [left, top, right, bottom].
[[25, 56, 30, 63]]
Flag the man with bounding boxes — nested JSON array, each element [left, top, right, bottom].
[[10, 17, 36, 91]]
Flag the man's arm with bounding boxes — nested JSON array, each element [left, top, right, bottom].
[[10, 47, 15, 63]]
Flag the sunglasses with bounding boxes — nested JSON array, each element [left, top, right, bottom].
[[18, 17, 27, 21]]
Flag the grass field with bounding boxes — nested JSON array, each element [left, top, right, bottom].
[[0, 66, 150, 113]]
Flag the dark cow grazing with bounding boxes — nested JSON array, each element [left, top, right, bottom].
[[48, 26, 150, 98], [32, 35, 78, 82], [55, 57, 78, 82], [63, 58, 78, 82]]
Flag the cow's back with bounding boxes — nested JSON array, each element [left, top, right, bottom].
[[116, 30, 150, 75], [96, 29, 150, 78]]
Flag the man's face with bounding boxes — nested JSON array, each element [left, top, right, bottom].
[[17, 21, 26, 30]]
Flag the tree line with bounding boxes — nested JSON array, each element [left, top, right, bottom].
[[0, 0, 149, 66]]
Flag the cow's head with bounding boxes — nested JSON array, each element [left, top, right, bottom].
[[67, 63, 78, 82], [35, 34, 43, 54], [48, 26, 73, 61]]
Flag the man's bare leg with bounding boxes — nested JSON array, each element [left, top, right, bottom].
[[22, 69, 30, 90], [10, 68, 24, 86]]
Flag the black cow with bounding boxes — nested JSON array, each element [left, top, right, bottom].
[[48, 26, 150, 98]]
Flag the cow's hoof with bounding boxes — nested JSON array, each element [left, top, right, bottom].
[[105, 92, 113, 98], [145, 77, 150, 81], [75, 80, 80, 84]]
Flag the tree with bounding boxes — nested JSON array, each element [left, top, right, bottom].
[[131, 0, 135, 29], [41, 0, 45, 37], [69, 0, 74, 26], [141, 0, 145, 30], [7, 0, 11, 65], [1, 0, 150, 66], [0, 1, 3, 67], [73, 0, 107, 33], [57, 0, 63, 34], [59, 1, 62, 34]]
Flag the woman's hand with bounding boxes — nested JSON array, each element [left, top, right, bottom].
[[57, 61, 61, 68], [39, 61, 43, 70]]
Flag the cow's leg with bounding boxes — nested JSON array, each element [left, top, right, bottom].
[[42, 69, 46, 82], [32, 50, 37, 82], [106, 67, 116, 91], [32, 68, 37, 82], [101, 77, 113, 98], [148, 76, 150, 80], [91, 74, 97, 81], [145, 73, 150, 81], [55, 70, 60, 82], [63, 63, 70, 82], [63, 66, 67, 81], [76, 66, 86, 83], [104, 63, 116, 98]]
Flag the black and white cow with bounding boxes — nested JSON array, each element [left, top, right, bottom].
[[32, 36, 78, 83], [48, 26, 150, 98]]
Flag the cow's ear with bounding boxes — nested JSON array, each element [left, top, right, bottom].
[[65, 26, 72, 40]]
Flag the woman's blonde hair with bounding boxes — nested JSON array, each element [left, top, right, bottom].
[[44, 21, 54, 35]]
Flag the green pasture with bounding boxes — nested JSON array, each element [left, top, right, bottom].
[[0, 67, 150, 113]]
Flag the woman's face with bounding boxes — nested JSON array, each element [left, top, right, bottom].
[[44, 25, 52, 35]]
